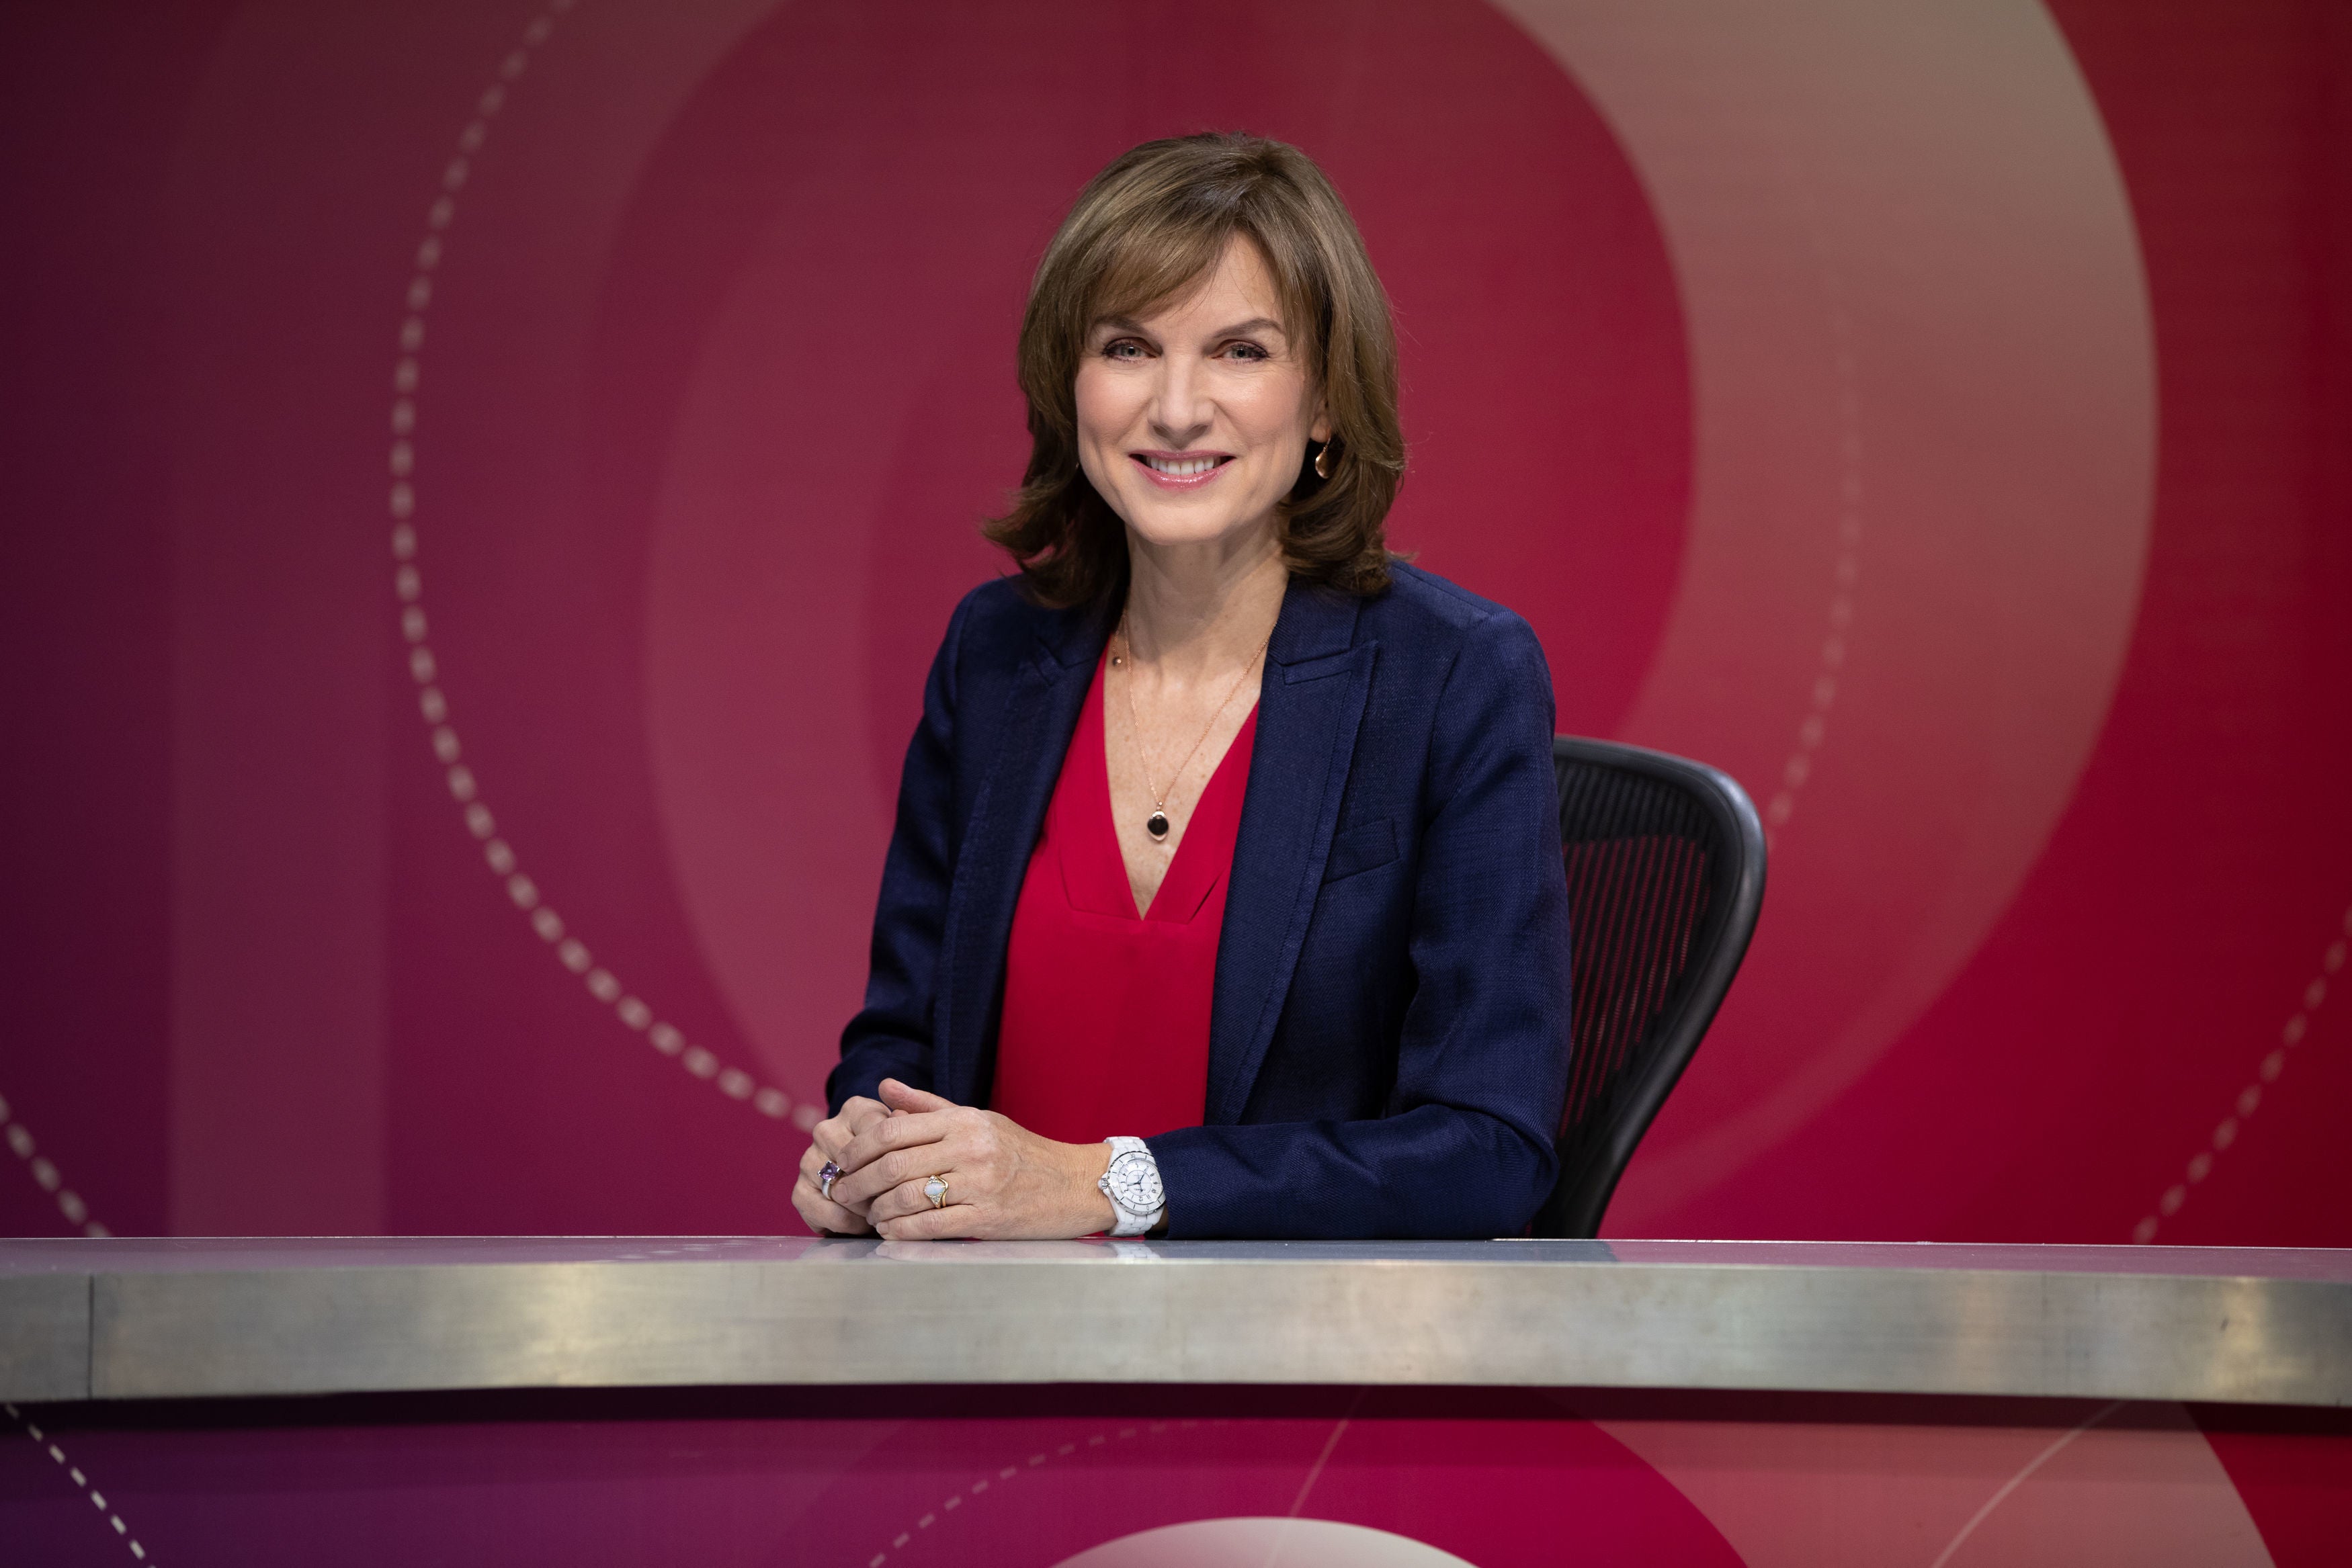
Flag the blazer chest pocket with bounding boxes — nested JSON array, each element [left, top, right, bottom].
[[1324, 818, 1400, 883]]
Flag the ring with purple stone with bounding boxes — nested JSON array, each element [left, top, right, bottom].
[[818, 1161, 842, 1201]]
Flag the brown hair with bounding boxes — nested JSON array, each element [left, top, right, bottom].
[[985, 132, 1405, 607]]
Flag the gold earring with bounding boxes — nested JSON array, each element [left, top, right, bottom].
[[1314, 439, 1335, 480]]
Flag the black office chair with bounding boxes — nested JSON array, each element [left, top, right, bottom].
[[1534, 736, 1767, 1237]]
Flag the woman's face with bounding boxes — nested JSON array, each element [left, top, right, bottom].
[[1074, 236, 1329, 560]]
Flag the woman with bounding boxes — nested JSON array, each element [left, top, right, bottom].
[[795, 133, 1571, 1241]]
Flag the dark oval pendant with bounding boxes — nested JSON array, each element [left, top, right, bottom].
[[1146, 810, 1171, 841]]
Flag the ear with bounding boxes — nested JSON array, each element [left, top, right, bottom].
[[1309, 400, 1333, 447]]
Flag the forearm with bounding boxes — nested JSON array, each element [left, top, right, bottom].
[[1148, 1104, 1558, 1239], [829, 592, 972, 1117]]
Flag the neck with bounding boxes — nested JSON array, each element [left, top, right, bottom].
[[1120, 520, 1288, 676]]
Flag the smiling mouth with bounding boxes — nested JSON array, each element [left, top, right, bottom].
[[1132, 451, 1234, 480]]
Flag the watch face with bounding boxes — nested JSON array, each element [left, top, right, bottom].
[[1107, 1153, 1163, 1212]]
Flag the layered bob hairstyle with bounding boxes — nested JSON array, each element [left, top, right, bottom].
[[986, 132, 1405, 607]]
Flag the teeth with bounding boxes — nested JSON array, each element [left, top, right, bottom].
[[1146, 455, 1218, 476]]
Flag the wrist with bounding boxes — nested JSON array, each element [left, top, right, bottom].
[[1073, 1139, 1116, 1232]]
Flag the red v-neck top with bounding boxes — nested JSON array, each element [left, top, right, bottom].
[[989, 650, 1258, 1144]]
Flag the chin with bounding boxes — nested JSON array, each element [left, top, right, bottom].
[[1122, 507, 1257, 551], [1113, 484, 1290, 555]]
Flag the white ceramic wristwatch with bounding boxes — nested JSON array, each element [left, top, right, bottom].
[[1097, 1136, 1167, 1237]]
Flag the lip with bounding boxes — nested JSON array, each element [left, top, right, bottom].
[[1130, 449, 1234, 490]]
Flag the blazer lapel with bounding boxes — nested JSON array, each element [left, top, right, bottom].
[[936, 595, 1109, 1106], [1206, 582, 1375, 1124]]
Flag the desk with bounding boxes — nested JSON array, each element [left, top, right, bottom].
[[3, 1239, 2346, 1565]]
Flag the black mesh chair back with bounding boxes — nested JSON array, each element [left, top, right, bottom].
[[1534, 736, 1767, 1237]]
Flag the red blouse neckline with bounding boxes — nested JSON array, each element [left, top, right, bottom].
[[1056, 662, 1257, 926], [986, 647, 1258, 1145]]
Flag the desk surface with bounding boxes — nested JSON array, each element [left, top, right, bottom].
[[3, 1237, 2345, 1406]]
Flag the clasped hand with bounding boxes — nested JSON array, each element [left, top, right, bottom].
[[792, 1079, 1117, 1240]]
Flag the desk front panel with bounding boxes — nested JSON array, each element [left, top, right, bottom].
[[6, 1385, 2345, 1567]]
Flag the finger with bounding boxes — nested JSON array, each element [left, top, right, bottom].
[[879, 1078, 957, 1115], [873, 1168, 977, 1227], [804, 1201, 872, 1235], [876, 1203, 977, 1241], [831, 1139, 957, 1210], [802, 1137, 857, 1208], [809, 1097, 891, 1162], [811, 1206, 875, 1237], [792, 1174, 873, 1236], [829, 1144, 911, 1210], [862, 1177, 918, 1226], [837, 1108, 959, 1173], [864, 1172, 950, 1226]]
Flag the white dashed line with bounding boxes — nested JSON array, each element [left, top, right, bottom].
[[859, 1420, 1208, 1565], [384, 0, 816, 1135], [0, 1092, 108, 1236], [7, 1405, 154, 1563], [2132, 904, 2351, 1242], [1760, 158, 1864, 851]]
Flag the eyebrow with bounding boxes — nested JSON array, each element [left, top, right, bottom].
[[1095, 314, 1288, 340]]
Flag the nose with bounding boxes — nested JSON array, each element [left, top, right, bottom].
[[1146, 351, 1212, 447]]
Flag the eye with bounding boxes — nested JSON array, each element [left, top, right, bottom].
[[1101, 338, 1148, 361], [1222, 341, 1271, 362]]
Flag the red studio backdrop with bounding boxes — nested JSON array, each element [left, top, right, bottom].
[[1, 0, 2348, 1253]]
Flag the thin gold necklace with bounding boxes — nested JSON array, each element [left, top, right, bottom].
[[1113, 619, 1269, 842]]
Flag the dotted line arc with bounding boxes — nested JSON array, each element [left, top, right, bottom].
[[0, 1090, 108, 1237], [860, 1420, 1211, 1567], [1759, 152, 1865, 853], [7, 1404, 155, 1563], [387, 0, 818, 1135], [2131, 904, 2350, 1243]]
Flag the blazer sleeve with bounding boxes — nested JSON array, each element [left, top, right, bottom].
[[826, 593, 974, 1112], [1147, 610, 1574, 1237]]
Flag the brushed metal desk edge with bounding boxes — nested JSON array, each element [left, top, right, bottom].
[[0, 1272, 89, 1403], [20, 1255, 2339, 1408]]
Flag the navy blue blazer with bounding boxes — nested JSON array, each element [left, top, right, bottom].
[[829, 562, 1573, 1238]]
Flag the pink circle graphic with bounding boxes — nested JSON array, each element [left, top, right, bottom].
[[1054, 1518, 1478, 1568], [1499, 0, 2155, 1223], [814, 1397, 1742, 1566]]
